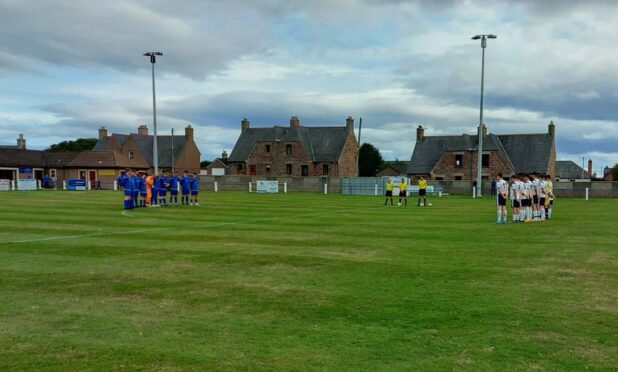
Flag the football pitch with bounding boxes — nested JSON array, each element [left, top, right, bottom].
[[1, 191, 617, 370]]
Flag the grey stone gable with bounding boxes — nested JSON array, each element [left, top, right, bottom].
[[408, 132, 553, 174], [228, 125, 349, 163], [555, 160, 589, 179], [95, 134, 187, 168]]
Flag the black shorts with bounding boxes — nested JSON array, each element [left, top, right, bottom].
[[521, 199, 529, 207], [533, 195, 539, 204], [385, 190, 393, 197], [512, 200, 520, 208], [550, 199, 554, 205], [540, 197, 546, 206], [497, 195, 506, 206], [419, 189, 427, 196], [399, 190, 407, 197]]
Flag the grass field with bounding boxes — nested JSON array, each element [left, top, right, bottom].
[[0, 191, 617, 370]]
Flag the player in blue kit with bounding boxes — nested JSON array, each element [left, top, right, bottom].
[[138, 173, 148, 207], [150, 174, 159, 207], [157, 172, 169, 206], [180, 170, 191, 206], [190, 172, 199, 206], [130, 171, 140, 208], [168, 171, 179, 206], [120, 169, 133, 210]]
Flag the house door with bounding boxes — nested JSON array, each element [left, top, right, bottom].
[[34, 169, 44, 181], [249, 165, 256, 175], [88, 170, 97, 189], [79, 170, 87, 179]]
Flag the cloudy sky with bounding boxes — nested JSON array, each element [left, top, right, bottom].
[[1, 0, 617, 174]]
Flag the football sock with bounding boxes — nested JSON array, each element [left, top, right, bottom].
[[404, 199, 407, 206], [497, 211, 502, 223], [548, 208, 552, 219], [503, 210, 508, 222], [540, 208, 545, 220]]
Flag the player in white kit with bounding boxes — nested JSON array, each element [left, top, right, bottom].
[[495, 173, 509, 224], [509, 175, 521, 223]]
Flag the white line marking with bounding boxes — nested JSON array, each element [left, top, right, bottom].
[[0, 207, 380, 245]]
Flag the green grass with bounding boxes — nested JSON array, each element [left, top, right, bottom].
[[0, 191, 617, 370]]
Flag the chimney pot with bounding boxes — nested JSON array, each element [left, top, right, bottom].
[[98, 126, 108, 140], [548, 120, 556, 139], [137, 124, 148, 136], [588, 159, 593, 178], [241, 118, 250, 133], [290, 116, 300, 128], [16, 133, 26, 149], [185, 125, 194, 140], [346, 116, 354, 131], [416, 125, 425, 142]]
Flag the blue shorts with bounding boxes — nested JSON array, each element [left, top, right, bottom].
[[182, 189, 189, 195], [191, 190, 198, 196], [140, 192, 147, 198], [123, 189, 133, 196], [170, 189, 178, 195], [158, 190, 167, 196]]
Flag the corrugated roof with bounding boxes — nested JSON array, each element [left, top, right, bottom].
[[228, 125, 350, 162]]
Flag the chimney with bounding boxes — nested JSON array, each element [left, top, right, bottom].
[[416, 125, 425, 142], [346, 116, 354, 132], [548, 120, 555, 139], [16, 133, 26, 149], [588, 159, 593, 178], [185, 125, 194, 140], [241, 117, 250, 133], [290, 116, 300, 128], [98, 126, 108, 140], [221, 150, 228, 160], [137, 124, 148, 136], [482, 124, 488, 138]]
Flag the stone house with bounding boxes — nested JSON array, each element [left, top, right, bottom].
[[204, 151, 229, 176], [408, 121, 557, 180], [94, 124, 201, 174], [228, 116, 359, 177]]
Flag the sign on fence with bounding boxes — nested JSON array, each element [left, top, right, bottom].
[[19, 167, 33, 174], [17, 178, 37, 191], [256, 180, 278, 193], [67, 179, 87, 191], [0, 179, 10, 191]]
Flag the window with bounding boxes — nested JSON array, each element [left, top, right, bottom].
[[435, 176, 444, 181], [265, 144, 271, 153], [265, 164, 271, 173], [286, 164, 293, 175], [237, 164, 243, 173], [128, 151, 134, 159], [454, 175, 463, 180], [49, 169, 56, 178], [322, 164, 329, 175], [482, 154, 490, 167], [481, 175, 489, 180], [286, 144, 292, 155], [455, 154, 463, 167], [301, 165, 309, 176]]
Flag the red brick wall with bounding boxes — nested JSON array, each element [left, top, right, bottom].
[[244, 141, 313, 176], [337, 129, 359, 177], [431, 150, 515, 180]]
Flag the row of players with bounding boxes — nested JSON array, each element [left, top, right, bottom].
[[495, 173, 554, 224], [118, 169, 200, 210]]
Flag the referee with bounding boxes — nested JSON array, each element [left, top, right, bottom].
[[417, 176, 427, 207]]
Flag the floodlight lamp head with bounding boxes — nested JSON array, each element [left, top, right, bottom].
[[471, 35, 482, 40], [487, 34, 497, 39], [154, 52, 163, 56]]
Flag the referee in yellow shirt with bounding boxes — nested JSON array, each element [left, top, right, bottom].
[[398, 178, 408, 206], [418, 176, 427, 207], [384, 178, 394, 205]]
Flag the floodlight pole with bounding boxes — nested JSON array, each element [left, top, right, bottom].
[[144, 52, 163, 174], [472, 34, 496, 197]]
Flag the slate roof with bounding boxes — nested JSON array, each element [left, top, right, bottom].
[[94, 134, 187, 168], [555, 160, 589, 179], [408, 132, 553, 175], [228, 126, 350, 162], [0, 148, 144, 169]]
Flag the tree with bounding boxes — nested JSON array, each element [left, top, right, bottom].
[[200, 160, 212, 168], [46, 138, 98, 151], [358, 143, 384, 177]]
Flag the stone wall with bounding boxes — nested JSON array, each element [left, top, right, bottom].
[[431, 150, 514, 180]]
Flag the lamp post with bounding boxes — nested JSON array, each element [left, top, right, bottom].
[[144, 52, 163, 174], [471, 34, 496, 197]]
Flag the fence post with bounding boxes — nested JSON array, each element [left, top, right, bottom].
[[374, 184, 378, 196], [87, 180, 92, 190], [472, 186, 476, 198], [63, 180, 67, 190], [214, 181, 218, 192], [585, 187, 589, 200], [324, 183, 328, 194], [113, 180, 118, 191], [11, 180, 15, 190], [284, 182, 287, 193], [439, 191, 442, 198], [249, 182, 252, 192], [37, 180, 41, 189]]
